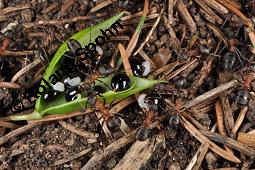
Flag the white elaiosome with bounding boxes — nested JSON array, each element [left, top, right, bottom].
[[53, 82, 65, 92], [138, 94, 149, 110], [64, 77, 81, 87], [142, 61, 151, 76]]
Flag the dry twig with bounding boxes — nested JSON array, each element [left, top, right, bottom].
[[58, 120, 99, 139]]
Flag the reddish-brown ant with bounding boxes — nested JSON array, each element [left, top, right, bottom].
[[94, 99, 121, 130], [136, 109, 158, 141]]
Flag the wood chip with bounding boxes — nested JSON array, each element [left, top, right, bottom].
[[81, 130, 136, 169], [237, 133, 255, 148], [203, 0, 228, 14], [176, 0, 197, 33]]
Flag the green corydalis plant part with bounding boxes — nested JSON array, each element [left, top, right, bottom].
[[35, 12, 125, 113], [10, 76, 166, 120]]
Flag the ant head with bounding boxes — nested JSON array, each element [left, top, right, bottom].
[[107, 115, 121, 130], [174, 76, 189, 89], [135, 126, 151, 141], [169, 113, 180, 126], [67, 39, 82, 55], [234, 89, 250, 106]]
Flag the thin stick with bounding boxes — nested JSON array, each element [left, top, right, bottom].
[[215, 100, 233, 153], [126, 0, 149, 57], [231, 107, 248, 136], [58, 120, 99, 139], [28, 110, 92, 123], [187, 124, 217, 170], [90, 0, 117, 13], [203, 0, 228, 14], [81, 130, 136, 170], [0, 4, 30, 15], [11, 58, 42, 83], [0, 122, 42, 146], [118, 44, 133, 76], [109, 96, 136, 114], [54, 148, 92, 166], [168, 0, 175, 24], [1, 50, 35, 56], [23, 14, 106, 28], [176, 0, 197, 32], [181, 116, 241, 163], [183, 80, 239, 109], [134, 7, 164, 55], [201, 130, 255, 157], [0, 82, 22, 89], [0, 121, 20, 129]]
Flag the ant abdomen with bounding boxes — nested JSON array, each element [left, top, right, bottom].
[[222, 52, 237, 70], [106, 115, 121, 130], [136, 126, 151, 141], [65, 87, 79, 102], [235, 89, 250, 106], [174, 77, 189, 89]]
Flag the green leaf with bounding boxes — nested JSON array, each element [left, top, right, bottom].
[[10, 76, 166, 120], [9, 11, 168, 121], [35, 12, 125, 112]]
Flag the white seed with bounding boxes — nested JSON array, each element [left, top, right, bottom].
[[96, 45, 103, 56], [53, 82, 65, 92], [68, 77, 81, 87], [138, 94, 149, 110], [142, 61, 151, 76]]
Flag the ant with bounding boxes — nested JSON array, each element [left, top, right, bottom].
[[93, 99, 121, 130], [136, 109, 157, 141], [136, 91, 167, 141]]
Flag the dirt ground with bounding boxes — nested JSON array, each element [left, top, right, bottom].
[[1, 0, 255, 169]]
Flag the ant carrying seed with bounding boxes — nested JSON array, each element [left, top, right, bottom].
[[136, 91, 167, 141]]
